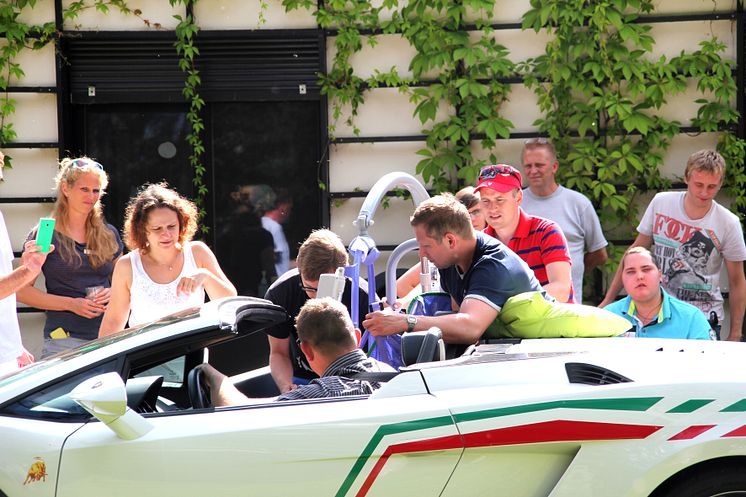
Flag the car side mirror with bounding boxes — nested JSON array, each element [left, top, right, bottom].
[[70, 372, 153, 441]]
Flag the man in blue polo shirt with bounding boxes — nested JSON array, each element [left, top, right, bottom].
[[604, 246, 713, 340], [364, 194, 548, 344]]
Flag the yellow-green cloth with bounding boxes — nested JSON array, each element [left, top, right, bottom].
[[486, 291, 631, 339]]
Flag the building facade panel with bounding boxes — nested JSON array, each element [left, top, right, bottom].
[[0, 1, 742, 350], [194, 0, 317, 29]]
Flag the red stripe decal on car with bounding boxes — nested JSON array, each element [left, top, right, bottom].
[[338, 398, 664, 497], [355, 434, 463, 497], [460, 420, 662, 447], [668, 425, 716, 440], [355, 420, 661, 497], [722, 424, 746, 437]]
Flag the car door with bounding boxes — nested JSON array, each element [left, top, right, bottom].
[[56, 383, 461, 497], [0, 360, 119, 497], [0, 417, 81, 497]]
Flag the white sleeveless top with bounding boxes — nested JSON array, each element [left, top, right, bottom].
[[128, 243, 205, 327]]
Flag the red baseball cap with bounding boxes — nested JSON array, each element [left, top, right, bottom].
[[474, 164, 523, 193]]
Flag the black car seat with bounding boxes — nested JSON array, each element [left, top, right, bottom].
[[401, 327, 446, 366]]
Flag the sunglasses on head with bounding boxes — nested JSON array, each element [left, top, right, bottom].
[[69, 158, 104, 171], [523, 137, 551, 146], [479, 165, 519, 181]]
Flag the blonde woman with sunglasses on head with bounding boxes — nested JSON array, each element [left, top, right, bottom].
[[17, 157, 123, 358], [99, 183, 236, 338]]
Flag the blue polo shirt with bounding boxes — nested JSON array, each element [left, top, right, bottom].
[[439, 232, 546, 312], [439, 232, 548, 338], [604, 289, 713, 340]]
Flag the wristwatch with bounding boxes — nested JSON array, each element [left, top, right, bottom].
[[406, 314, 417, 333]]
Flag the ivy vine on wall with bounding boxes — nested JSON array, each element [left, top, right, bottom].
[[395, 0, 516, 191], [0, 0, 743, 244], [169, 0, 209, 231], [0, 0, 207, 228], [0, 0, 55, 172], [520, 0, 746, 236], [282, 0, 744, 229]]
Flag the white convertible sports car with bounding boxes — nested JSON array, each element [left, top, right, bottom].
[[2, 296, 746, 497]]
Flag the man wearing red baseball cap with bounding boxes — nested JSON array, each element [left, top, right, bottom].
[[475, 164, 575, 303]]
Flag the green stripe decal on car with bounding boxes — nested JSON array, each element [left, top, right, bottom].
[[334, 415, 454, 497], [355, 420, 663, 497], [336, 397, 663, 497], [667, 399, 715, 413], [721, 399, 746, 412], [453, 397, 663, 423]]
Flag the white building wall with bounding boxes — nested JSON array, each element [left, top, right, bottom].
[[2, 4, 55, 356], [0, 0, 741, 354]]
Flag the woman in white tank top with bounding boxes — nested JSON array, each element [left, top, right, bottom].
[[99, 184, 236, 336]]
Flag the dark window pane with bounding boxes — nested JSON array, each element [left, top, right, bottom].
[[212, 101, 321, 297], [73, 104, 193, 231]]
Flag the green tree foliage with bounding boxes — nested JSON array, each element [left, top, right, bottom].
[[170, 0, 208, 230], [397, 0, 514, 191], [519, 0, 745, 233], [1, 0, 743, 235]]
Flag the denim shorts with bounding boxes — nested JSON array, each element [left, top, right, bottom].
[[42, 336, 91, 359]]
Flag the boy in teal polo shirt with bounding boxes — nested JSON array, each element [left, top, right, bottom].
[[604, 247, 714, 340]]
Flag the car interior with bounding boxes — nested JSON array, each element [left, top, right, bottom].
[[0, 306, 451, 421], [125, 326, 449, 412]]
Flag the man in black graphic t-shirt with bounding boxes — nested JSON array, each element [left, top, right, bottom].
[[265, 229, 370, 394]]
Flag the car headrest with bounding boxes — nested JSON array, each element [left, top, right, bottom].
[[401, 327, 446, 366]]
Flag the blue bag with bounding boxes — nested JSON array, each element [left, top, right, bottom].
[[407, 291, 453, 317], [360, 329, 402, 370]]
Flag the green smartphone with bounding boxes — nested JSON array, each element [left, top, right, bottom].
[[35, 218, 55, 254]]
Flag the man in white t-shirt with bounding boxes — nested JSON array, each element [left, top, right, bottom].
[[0, 211, 50, 374], [259, 187, 293, 277], [520, 138, 608, 302], [600, 150, 746, 341]]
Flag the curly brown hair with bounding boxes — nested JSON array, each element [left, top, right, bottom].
[[123, 183, 198, 252]]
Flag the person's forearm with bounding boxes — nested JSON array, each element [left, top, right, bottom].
[[584, 248, 608, 272], [413, 313, 485, 344], [203, 271, 237, 299], [727, 286, 745, 341], [98, 310, 129, 338], [542, 281, 571, 303], [16, 284, 74, 311], [269, 352, 295, 393], [0, 266, 36, 300], [364, 299, 495, 344], [600, 264, 624, 307], [214, 378, 250, 407], [398, 285, 423, 310], [396, 264, 420, 298], [201, 365, 251, 406]]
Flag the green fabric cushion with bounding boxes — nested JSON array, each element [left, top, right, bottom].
[[485, 291, 632, 339]]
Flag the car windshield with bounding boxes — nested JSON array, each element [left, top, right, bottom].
[[0, 307, 201, 388]]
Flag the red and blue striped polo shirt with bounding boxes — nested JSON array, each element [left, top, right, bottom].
[[484, 209, 574, 303]]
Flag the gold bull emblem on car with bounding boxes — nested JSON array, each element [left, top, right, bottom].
[[24, 457, 47, 485]]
